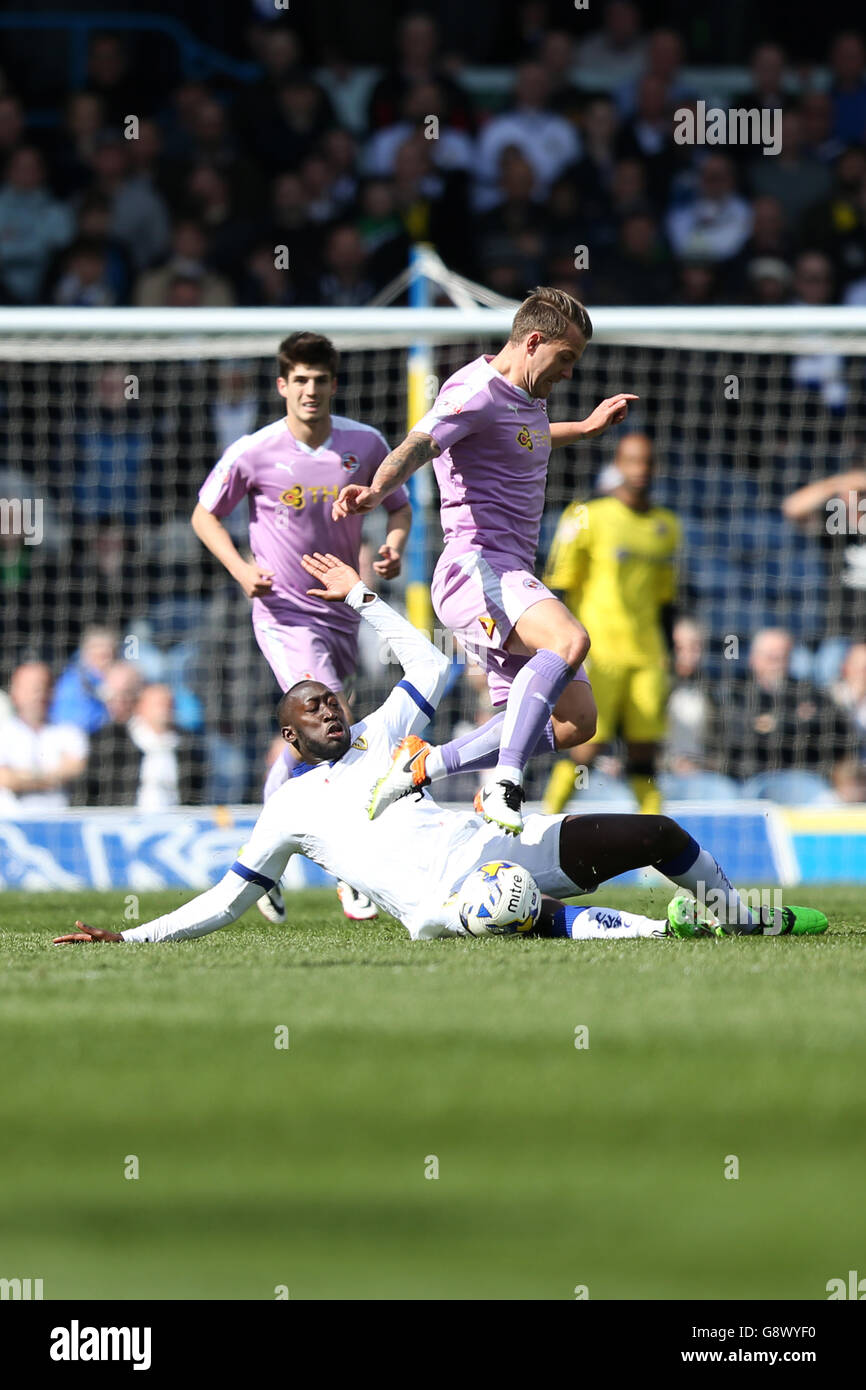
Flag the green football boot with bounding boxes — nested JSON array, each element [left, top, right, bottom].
[[667, 895, 829, 938], [666, 894, 724, 938], [761, 905, 829, 936]]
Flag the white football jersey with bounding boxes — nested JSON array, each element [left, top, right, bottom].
[[122, 585, 572, 944]]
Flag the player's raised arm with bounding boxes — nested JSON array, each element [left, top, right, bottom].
[[782, 469, 866, 524], [302, 552, 449, 713], [332, 432, 440, 519], [549, 395, 639, 448]]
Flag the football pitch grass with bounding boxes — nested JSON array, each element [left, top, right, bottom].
[[1, 885, 864, 1302]]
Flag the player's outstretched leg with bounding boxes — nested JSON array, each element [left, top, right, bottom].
[[367, 717, 556, 820], [558, 814, 828, 937], [478, 650, 576, 834]]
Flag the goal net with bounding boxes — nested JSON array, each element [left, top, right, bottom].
[[2, 304, 866, 840]]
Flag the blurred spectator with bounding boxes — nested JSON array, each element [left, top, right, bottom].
[[746, 109, 832, 229], [792, 249, 836, 305], [255, 77, 335, 174], [183, 165, 259, 279], [316, 42, 379, 136], [475, 62, 581, 208], [572, 96, 620, 223], [475, 148, 546, 286], [75, 681, 205, 808], [666, 155, 752, 263], [598, 157, 653, 244], [545, 171, 586, 247], [160, 81, 215, 164], [211, 362, 262, 457], [830, 757, 866, 803], [364, 81, 474, 177], [789, 250, 846, 404], [0, 662, 87, 809], [538, 30, 581, 119], [592, 212, 673, 304], [51, 192, 132, 303], [134, 219, 234, 307], [827, 177, 866, 298], [87, 134, 171, 272], [319, 128, 360, 208], [51, 237, 118, 307], [182, 95, 240, 173], [237, 22, 304, 144], [828, 30, 866, 145], [799, 90, 845, 165], [240, 243, 299, 307], [725, 195, 792, 298], [366, 12, 474, 133], [48, 92, 106, 198], [783, 468, 866, 638], [800, 146, 866, 273], [0, 664, 88, 811], [49, 626, 117, 733], [670, 258, 722, 305], [831, 642, 866, 738], [713, 628, 851, 779], [616, 75, 677, 208], [72, 660, 142, 804], [618, 28, 691, 118], [390, 134, 469, 269], [84, 33, 153, 124], [0, 93, 26, 163], [298, 153, 349, 224], [741, 42, 790, 113], [355, 178, 411, 282], [665, 618, 711, 774], [575, 2, 646, 85], [314, 223, 376, 305], [72, 365, 148, 520], [745, 257, 792, 305], [0, 146, 73, 302]]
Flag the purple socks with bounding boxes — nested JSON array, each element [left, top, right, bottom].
[[496, 648, 573, 784]]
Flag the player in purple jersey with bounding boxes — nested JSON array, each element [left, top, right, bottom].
[[192, 331, 412, 922], [334, 288, 636, 834]]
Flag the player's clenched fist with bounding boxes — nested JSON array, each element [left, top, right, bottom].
[[332, 484, 381, 520], [237, 561, 275, 598]]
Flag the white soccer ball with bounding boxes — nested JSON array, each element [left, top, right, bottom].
[[457, 861, 542, 937]]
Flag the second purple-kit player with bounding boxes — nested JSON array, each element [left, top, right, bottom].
[[192, 331, 411, 920]]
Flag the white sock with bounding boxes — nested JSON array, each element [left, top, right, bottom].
[[661, 844, 761, 933], [564, 906, 664, 939]]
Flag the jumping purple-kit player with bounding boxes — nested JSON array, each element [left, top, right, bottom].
[[334, 287, 637, 834], [192, 331, 412, 921]]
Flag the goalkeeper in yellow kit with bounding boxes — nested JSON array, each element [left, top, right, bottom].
[[543, 434, 680, 815]]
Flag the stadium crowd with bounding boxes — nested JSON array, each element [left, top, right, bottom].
[[0, 7, 866, 308]]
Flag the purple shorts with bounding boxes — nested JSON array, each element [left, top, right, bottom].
[[432, 550, 590, 707], [253, 613, 357, 693]]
